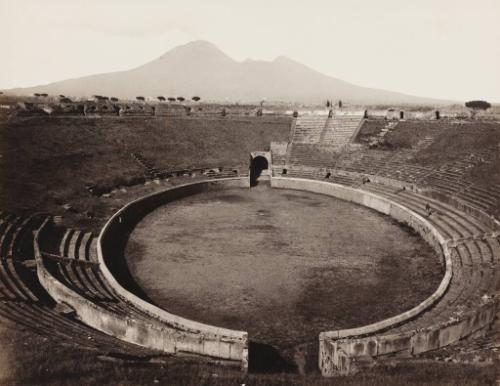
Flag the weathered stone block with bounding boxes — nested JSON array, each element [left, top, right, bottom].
[[377, 332, 412, 355]]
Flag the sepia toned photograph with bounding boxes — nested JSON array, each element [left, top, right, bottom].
[[0, 0, 499, 385]]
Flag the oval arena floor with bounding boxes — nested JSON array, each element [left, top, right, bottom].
[[125, 185, 443, 364]]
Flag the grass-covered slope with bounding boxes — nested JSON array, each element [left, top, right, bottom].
[[411, 122, 500, 165], [117, 116, 292, 169], [0, 116, 291, 217], [393, 121, 500, 187], [382, 121, 500, 160], [354, 120, 388, 144], [383, 121, 452, 149]]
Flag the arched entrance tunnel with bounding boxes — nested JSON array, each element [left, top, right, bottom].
[[250, 155, 269, 186]]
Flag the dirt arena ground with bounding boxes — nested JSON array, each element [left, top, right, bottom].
[[125, 185, 443, 368]]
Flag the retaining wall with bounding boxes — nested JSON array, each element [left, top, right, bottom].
[[35, 218, 184, 354], [36, 178, 250, 368], [271, 177, 496, 376], [98, 178, 249, 366]]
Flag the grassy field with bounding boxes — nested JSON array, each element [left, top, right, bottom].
[[0, 115, 291, 231]]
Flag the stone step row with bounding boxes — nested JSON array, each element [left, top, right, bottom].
[[355, 183, 498, 335], [45, 227, 155, 320], [0, 212, 155, 357]]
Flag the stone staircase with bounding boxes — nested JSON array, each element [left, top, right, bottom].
[[320, 115, 364, 147], [292, 115, 328, 143]]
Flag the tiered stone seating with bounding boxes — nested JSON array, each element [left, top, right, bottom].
[[271, 175, 497, 374], [384, 240, 492, 335], [292, 115, 327, 143], [420, 173, 468, 195], [457, 185, 498, 212], [273, 118, 499, 375], [335, 150, 394, 176], [420, 147, 497, 182], [365, 184, 487, 235], [287, 144, 342, 168], [327, 173, 360, 186], [361, 182, 497, 297], [36, 215, 248, 365], [311, 181, 498, 375], [285, 168, 325, 181], [487, 237, 500, 273], [389, 120, 453, 150], [378, 161, 433, 182], [283, 167, 361, 186], [131, 152, 248, 181], [205, 167, 247, 179], [40, 224, 158, 319], [291, 143, 499, 224], [326, 149, 435, 183], [1, 213, 41, 302], [283, 116, 364, 172], [320, 115, 364, 147], [0, 212, 155, 357]]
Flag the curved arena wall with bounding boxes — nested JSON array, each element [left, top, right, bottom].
[[35, 222, 185, 354], [98, 178, 249, 366], [35, 178, 250, 368], [271, 177, 497, 376], [34, 218, 190, 353]]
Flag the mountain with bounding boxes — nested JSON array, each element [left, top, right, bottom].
[[5, 40, 449, 104]]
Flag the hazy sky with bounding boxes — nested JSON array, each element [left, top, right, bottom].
[[1, 0, 499, 102]]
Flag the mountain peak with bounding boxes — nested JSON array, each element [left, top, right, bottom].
[[273, 55, 293, 63], [5, 40, 448, 104], [176, 40, 219, 51], [158, 40, 234, 63]]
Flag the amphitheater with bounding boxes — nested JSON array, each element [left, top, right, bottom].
[[0, 107, 499, 383]]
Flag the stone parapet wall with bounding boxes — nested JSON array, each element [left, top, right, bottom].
[[270, 177, 497, 376], [98, 178, 249, 365], [36, 178, 250, 369]]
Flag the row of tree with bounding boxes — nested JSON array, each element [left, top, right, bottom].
[[143, 96, 201, 103], [27, 94, 493, 111], [32, 93, 202, 104]]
